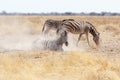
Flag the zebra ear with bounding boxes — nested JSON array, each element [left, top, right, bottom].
[[65, 42, 68, 46], [56, 29, 59, 34], [64, 31, 67, 36]]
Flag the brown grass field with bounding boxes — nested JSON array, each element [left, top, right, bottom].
[[0, 16, 120, 80]]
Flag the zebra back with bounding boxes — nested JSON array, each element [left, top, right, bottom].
[[59, 20, 85, 34], [42, 19, 74, 34]]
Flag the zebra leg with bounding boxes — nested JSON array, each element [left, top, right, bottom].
[[76, 33, 83, 46], [86, 32, 90, 47]]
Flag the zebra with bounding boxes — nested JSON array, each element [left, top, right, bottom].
[[34, 31, 68, 51], [42, 19, 74, 34], [57, 20, 100, 46]]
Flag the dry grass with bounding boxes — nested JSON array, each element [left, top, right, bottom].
[[0, 51, 120, 80], [0, 16, 120, 80]]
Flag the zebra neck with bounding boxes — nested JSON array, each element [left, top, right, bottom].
[[89, 26, 98, 38]]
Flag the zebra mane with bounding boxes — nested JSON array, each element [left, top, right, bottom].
[[62, 19, 74, 22]]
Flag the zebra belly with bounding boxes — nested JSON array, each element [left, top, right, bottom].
[[67, 29, 80, 34]]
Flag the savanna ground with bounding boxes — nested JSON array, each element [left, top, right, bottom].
[[0, 16, 120, 80]]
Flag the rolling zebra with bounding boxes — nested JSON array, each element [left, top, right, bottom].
[[34, 31, 68, 51], [42, 19, 74, 34], [57, 20, 100, 46]]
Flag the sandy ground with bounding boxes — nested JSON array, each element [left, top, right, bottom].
[[0, 16, 120, 80]]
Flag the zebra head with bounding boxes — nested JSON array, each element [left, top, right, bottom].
[[93, 32, 100, 46], [59, 31, 68, 46]]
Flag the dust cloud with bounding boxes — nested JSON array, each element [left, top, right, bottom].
[[0, 17, 82, 52], [0, 18, 82, 52], [0, 16, 120, 80], [0, 16, 120, 54]]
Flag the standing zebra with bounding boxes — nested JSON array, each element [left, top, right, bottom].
[[42, 19, 74, 34], [57, 20, 100, 46]]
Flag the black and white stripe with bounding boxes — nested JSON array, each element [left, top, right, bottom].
[[60, 21, 85, 34], [58, 20, 100, 46], [34, 31, 68, 51]]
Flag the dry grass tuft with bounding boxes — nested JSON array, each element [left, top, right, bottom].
[[0, 51, 120, 80]]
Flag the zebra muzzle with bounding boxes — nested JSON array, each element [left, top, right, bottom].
[[65, 41, 69, 46]]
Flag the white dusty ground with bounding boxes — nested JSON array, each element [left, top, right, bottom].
[[0, 32, 84, 52], [0, 16, 120, 56]]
